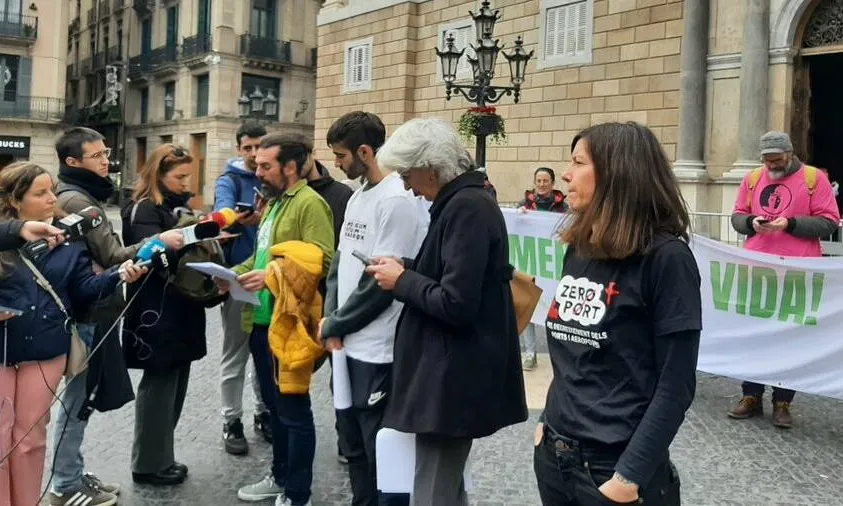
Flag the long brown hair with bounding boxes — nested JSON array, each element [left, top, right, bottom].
[[132, 144, 193, 205], [562, 122, 690, 259]]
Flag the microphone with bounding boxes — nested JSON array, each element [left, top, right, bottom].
[[201, 208, 237, 229], [180, 221, 221, 245], [20, 207, 106, 261], [56, 206, 106, 242], [118, 239, 171, 275]]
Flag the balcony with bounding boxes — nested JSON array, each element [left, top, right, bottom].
[[80, 57, 93, 75], [98, 0, 111, 19], [67, 63, 79, 81], [113, 0, 124, 11], [150, 44, 179, 71], [69, 16, 80, 35], [182, 33, 212, 61], [133, 0, 155, 16], [127, 53, 152, 80], [87, 8, 96, 26], [0, 12, 38, 43], [93, 51, 106, 70], [106, 46, 122, 63], [240, 35, 291, 64], [128, 45, 178, 80], [0, 96, 65, 122]]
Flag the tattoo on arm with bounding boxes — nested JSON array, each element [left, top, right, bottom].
[[614, 472, 638, 487]]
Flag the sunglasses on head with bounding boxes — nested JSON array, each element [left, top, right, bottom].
[[159, 146, 190, 171]]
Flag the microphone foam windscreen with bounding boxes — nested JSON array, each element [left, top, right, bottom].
[[194, 221, 221, 240], [219, 208, 238, 227]]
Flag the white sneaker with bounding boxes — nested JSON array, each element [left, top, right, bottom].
[[274, 495, 311, 506], [237, 476, 284, 501]]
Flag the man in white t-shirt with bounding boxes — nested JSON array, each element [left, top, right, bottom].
[[319, 112, 426, 506]]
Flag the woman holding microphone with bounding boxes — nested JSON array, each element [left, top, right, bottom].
[[534, 122, 701, 506]]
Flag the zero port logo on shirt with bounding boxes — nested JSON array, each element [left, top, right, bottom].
[[759, 183, 793, 216], [554, 275, 607, 326], [343, 220, 367, 242]]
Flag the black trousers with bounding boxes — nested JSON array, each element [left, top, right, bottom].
[[534, 425, 680, 506], [742, 381, 796, 403], [335, 357, 409, 506]]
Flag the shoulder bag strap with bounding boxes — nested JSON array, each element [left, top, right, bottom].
[[19, 254, 70, 319]]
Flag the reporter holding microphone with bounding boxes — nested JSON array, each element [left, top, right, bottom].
[[120, 144, 206, 486], [533, 123, 700, 505], [0, 162, 144, 506], [0, 219, 62, 251], [47, 127, 185, 506]]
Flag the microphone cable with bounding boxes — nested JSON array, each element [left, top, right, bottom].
[[0, 268, 155, 470]]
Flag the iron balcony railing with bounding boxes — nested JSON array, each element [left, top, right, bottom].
[[106, 46, 122, 63], [132, 0, 154, 16], [128, 53, 153, 79], [240, 35, 291, 63], [0, 12, 38, 40], [98, 0, 111, 19], [0, 96, 65, 122], [80, 57, 92, 74], [149, 44, 179, 66], [182, 33, 212, 60], [67, 63, 79, 80], [128, 45, 178, 79], [69, 16, 80, 34]]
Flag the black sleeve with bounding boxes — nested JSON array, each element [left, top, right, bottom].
[[614, 329, 699, 487], [615, 240, 702, 487], [123, 201, 167, 246], [0, 220, 25, 251]]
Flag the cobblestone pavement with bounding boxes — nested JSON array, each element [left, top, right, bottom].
[[39, 306, 843, 506], [37, 210, 843, 505]]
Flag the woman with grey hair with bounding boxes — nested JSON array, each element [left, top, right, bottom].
[[367, 118, 527, 505]]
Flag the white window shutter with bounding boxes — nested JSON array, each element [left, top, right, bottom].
[[362, 44, 371, 85], [545, 7, 558, 58], [565, 3, 577, 56], [576, 2, 588, 55]]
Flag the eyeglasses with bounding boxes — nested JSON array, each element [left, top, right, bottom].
[[83, 148, 112, 160]]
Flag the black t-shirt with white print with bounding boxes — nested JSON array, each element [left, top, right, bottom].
[[544, 234, 702, 450]]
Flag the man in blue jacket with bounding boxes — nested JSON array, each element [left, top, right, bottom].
[[215, 122, 271, 455]]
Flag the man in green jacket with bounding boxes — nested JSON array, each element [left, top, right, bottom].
[[230, 133, 333, 506]]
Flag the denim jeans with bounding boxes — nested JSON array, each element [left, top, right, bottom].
[[249, 325, 315, 505], [50, 324, 95, 494], [533, 425, 681, 506], [521, 323, 541, 356]]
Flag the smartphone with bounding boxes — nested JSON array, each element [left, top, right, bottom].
[[235, 202, 255, 214], [351, 250, 374, 266], [253, 186, 266, 201], [756, 218, 770, 224], [0, 305, 23, 316]]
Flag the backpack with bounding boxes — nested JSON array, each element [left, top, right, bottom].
[[746, 165, 818, 207], [130, 200, 228, 305]]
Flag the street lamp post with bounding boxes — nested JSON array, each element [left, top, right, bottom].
[[435, 1, 533, 168], [238, 85, 278, 122]]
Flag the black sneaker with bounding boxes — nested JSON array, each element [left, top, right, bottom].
[[224, 418, 249, 455], [254, 412, 273, 443]]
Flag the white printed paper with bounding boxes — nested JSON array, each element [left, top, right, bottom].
[[375, 428, 472, 494], [331, 349, 353, 410], [185, 262, 260, 305]]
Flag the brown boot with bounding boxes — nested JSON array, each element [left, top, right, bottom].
[[728, 395, 763, 419], [773, 402, 793, 428]]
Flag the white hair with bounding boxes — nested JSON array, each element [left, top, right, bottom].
[[377, 118, 472, 186]]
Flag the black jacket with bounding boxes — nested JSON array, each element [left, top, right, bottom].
[[0, 220, 25, 251], [385, 171, 528, 438], [309, 162, 352, 248], [120, 195, 207, 371]]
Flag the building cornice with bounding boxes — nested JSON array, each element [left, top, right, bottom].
[[707, 47, 799, 71], [317, 0, 429, 27]]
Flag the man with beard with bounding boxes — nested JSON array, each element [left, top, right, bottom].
[[49, 127, 184, 506], [320, 111, 424, 505], [216, 123, 273, 455], [231, 134, 334, 506], [729, 130, 840, 428]]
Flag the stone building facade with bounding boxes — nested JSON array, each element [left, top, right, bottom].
[[314, 0, 843, 216], [65, 0, 320, 207], [0, 0, 68, 170]]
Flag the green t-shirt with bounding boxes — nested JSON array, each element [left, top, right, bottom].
[[253, 201, 282, 325]]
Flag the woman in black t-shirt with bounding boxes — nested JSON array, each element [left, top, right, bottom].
[[533, 122, 701, 506]]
